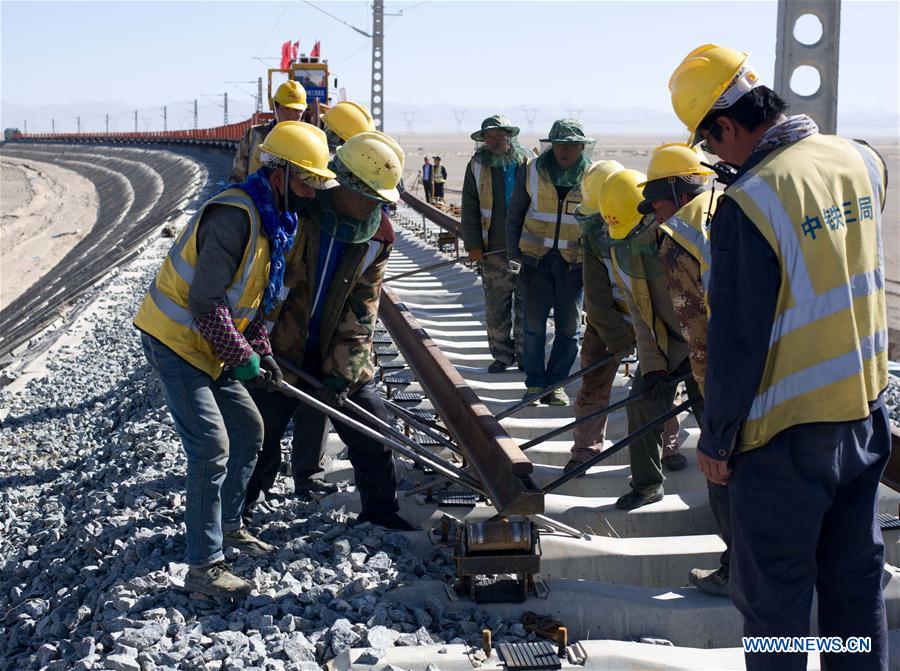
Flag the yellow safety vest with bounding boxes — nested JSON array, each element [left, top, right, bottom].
[[469, 160, 494, 247], [609, 234, 670, 357], [519, 159, 583, 264], [599, 255, 632, 319], [134, 188, 271, 379], [726, 134, 888, 451], [659, 189, 719, 293]]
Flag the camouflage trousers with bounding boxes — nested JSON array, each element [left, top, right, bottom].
[[481, 251, 523, 366]]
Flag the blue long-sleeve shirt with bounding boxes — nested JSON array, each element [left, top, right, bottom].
[[698, 151, 780, 460]]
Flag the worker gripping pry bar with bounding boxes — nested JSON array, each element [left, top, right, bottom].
[[272, 359, 482, 493], [519, 372, 692, 451], [542, 397, 696, 493], [495, 354, 614, 421], [384, 249, 504, 283]]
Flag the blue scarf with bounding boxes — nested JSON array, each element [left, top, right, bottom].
[[226, 169, 298, 314]]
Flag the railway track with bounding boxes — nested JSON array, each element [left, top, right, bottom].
[[319, 199, 900, 668], [0, 143, 233, 364], [2, 139, 899, 668]]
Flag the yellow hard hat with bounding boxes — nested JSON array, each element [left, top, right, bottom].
[[274, 80, 308, 112], [258, 121, 336, 182], [578, 160, 625, 215], [600, 169, 647, 240], [322, 101, 376, 142], [669, 44, 760, 143], [637, 143, 714, 187], [335, 130, 405, 203]]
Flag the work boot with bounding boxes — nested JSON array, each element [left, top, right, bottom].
[[615, 487, 664, 510], [222, 527, 276, 557], [543, 388, 569, 406], [689, 567, 730, 597], [294, 476, 339, 497], [523, 387, 543, 405], [359, 512, 418, 531], [183, 562, 253, 599], [488, 360, 509, 374], [662, 453, 688, 471]]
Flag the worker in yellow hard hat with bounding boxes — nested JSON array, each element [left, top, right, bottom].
[[230, 80, 309, 182], [671, 44, 890, 667], [133, 121, 336, 599], [597, 169, 703, 512], [321, 100, 376, 151], [563, 160, 635, 469], [634, 142, 734, 598], [245, 130, 415, 532]]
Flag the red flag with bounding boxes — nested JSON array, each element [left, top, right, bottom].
[[280, 40, 291, 69], [292, 41, 299, 61], [310, 40, 320, 58]]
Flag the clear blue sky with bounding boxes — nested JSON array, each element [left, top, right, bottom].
[[1, 0, 898, 134]]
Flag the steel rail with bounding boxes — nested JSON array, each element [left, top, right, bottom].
[[378, 282, 543, 515]]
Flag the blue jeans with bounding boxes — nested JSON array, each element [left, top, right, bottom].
[[141, 333, 263, 566], [521, 251, 584, 388], [729, 399, 890, 671]]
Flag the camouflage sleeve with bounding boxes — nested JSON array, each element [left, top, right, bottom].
[[620, 271, 668, 374], [229, 127, 252, 183], [659, 236, 708, 393], [321, 243, 390, 389]]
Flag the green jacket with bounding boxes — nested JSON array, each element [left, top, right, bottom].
[[268, 217, 391, 390]]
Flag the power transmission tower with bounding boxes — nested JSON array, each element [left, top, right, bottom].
[[453, 110, 466, 135], [402, 110, 416, 134], [194, 100, 199, 130], [565, 106, 583, 120], [522, 107, 538, 135], [370, 0, 385, 131], [162, 106, 167, 132], [51, 119, 55, 133], [23, 120, 27, 134], [77, 116, 81, 133], [134, 110, 138, 132], [105, 114, 109, 133]]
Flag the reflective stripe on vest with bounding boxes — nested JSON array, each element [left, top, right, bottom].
[[659, 190, 718, 292], [519, 159, 583, 263], [610, 249, 668, 356], [133, 188, 270, 379], [601, 256, 632, 321], [726, 134, 888, 450], [470, 161, 493, 245]]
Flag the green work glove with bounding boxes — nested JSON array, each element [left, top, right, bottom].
[[231, 353, 261, 381]]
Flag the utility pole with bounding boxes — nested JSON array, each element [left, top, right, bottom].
[[522, 107, 538, 135], [51, 119, 55, 133], [223, 92, 229, 125], [402, 110, 416, 134], [257, 77, 264, 113], [134, 110, 138, 132], [23, 120, 27, 134], [370, 0, 384, 131], [77, 116, 81, 133], [105, 114, 109, 133], [453, 110, 466, 135], [194, 99, 198, 130], [162, 105, 167, 132]]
